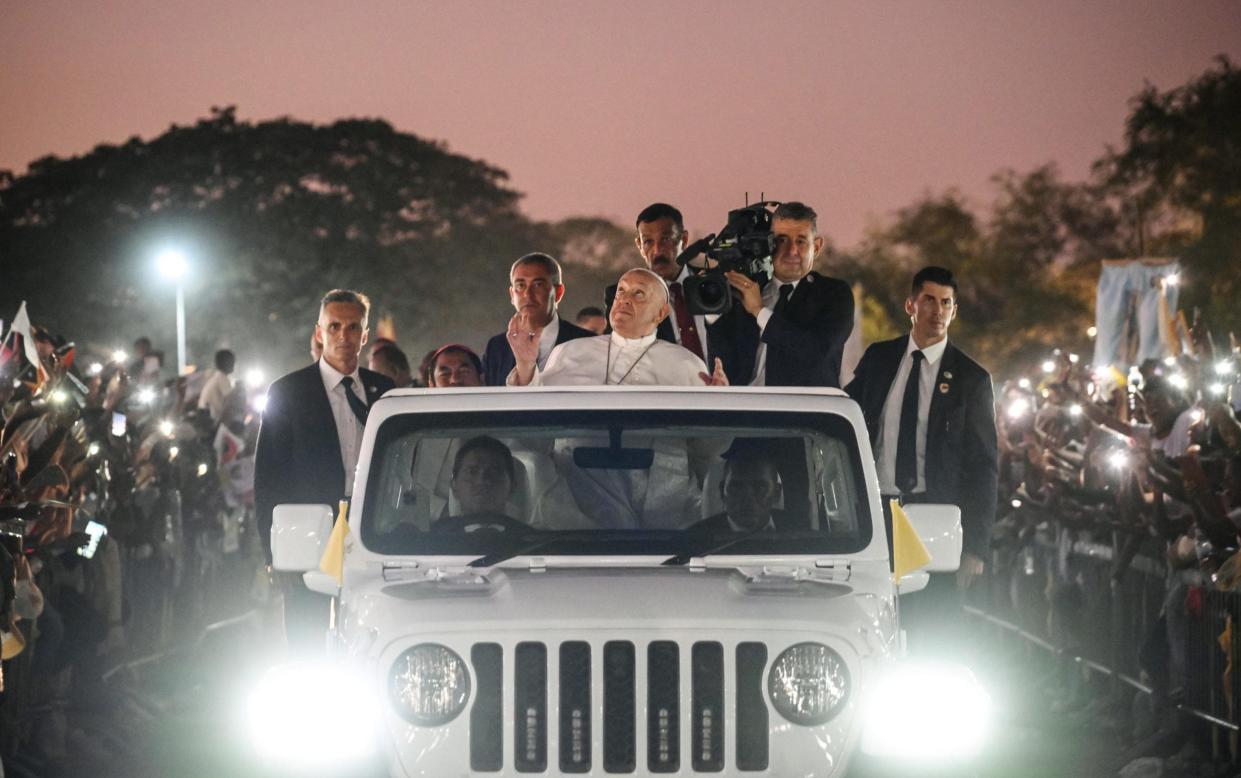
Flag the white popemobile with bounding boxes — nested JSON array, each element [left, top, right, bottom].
[[251, 386, 990, 776]]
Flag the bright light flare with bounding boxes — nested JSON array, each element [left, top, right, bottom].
[[135, 387, 156, 405], [1108, 450, 1130, 470], [87, 442, 101, 457], [155, 248, 189, 280], [169, 446, 179, 459], [50, 390, 68, 404], [246, 661, 379, 770], [251, 393, 269, 413], [1017, 378, 1031, 390], [196, 463, 209, 477], [1069, 353, 1080, 364], [1163, 356, 1177, 367], [87, 362, 104, 376], [1217, 360, 1235, 376], [1168, 373, 1189, 390], [860, 660, 992, 762], [1210, 383, 1226, 397], [244, 368, 265, 387], [1165, 272, 1180, 287], [1041, 360, 1056, 374], [1011, 499, 1023, 509], [159, 419, 175, 437], [1006, 398, 1031, 420], [1191, 408, 1205, 424], [1086, 326, 1098, 338], [112, 350, 128, 364], [1069, 404, 1083, 418]]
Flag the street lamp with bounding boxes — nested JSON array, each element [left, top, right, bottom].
[[156, 249, 190, 375]]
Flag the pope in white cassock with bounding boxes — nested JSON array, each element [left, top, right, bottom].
[[506, 268, 728, 388], [506, 268, 728, 528]]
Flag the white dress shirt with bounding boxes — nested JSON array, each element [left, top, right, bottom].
[[750, 278, 800, 386], [875, 336, 948, 494], [511, 332, 709, 387], [537, 315, 560, 370], [318, 359, 367, 496], [196, 369, 234, 421]]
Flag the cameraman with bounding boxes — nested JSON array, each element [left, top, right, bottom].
[[707, 201, 854, 387]]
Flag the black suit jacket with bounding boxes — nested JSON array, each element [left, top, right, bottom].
[[603, 283, 677, 343], [254, 362, 394, 562], [844, 335, 998, 557], [706, 271, 854, 387], [481, 316, 595, 386]]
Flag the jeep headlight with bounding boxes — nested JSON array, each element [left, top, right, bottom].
[[767, 642, 850, 725], [389, 643, 470, 726]]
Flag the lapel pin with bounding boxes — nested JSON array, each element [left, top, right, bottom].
[[939, 383, 950, 394], [943, 371, 953, 380]]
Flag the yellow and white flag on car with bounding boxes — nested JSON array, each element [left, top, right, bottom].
[[890, 499, 932, 583], [319, 500, 351, 586]]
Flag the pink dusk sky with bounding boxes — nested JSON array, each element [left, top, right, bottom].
[[3, 0, 1238, 247]]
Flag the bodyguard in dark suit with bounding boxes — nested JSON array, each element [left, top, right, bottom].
[[255, 289, 394, 649], [845, 266, 997, 590], [482, 253, 593, 386], [706, 201, 854, 387]]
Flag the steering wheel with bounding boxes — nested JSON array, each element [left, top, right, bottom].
[[431, 513, 526, 534]]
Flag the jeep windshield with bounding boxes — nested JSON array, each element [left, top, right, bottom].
[[360, 409, 871, 558]]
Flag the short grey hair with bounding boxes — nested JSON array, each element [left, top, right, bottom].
[[319, 289, 371, 322], [620, 267, 670, 304], [510, 253, 563, 286]]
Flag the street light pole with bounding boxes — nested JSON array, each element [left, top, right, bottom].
[[156, 248, 190, 375], [175, 281, 186, 376]]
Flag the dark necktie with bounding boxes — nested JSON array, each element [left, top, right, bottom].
[[668, 282, 704, 360], [774, 283, 793, 313], [339, 376, 369, 425], [895, 350, 925, 493]]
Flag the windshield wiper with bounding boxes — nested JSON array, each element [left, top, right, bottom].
[[661, 525, 769, 566], [467, 532, 573, 568]]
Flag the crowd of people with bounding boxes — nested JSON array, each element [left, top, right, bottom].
[[989, 322, 1241, 760], [0, 330, 265, 773]]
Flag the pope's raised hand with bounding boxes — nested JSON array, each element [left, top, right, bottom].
[[506, 313, 543, 379]]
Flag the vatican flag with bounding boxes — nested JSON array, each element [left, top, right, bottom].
[[319, 500, 351, 586], [890, 499, 932, 583]]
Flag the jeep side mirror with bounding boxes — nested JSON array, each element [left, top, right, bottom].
[[271, 504, 334, 572], [902, 503, 963, 573]]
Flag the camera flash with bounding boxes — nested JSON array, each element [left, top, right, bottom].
[[1041, 360, 1055, 374], [1216, 360, 1234, 376], [88, 362, 104, 376], [1169, 373, 1189, 390], [159, 419, 175, 437], [112, 350, 128, 364], [1017, 378, 1031, 390], [1165, 273, 1180, 287], [1069, 354, 1080, 364], [1069, 404, 1082, 417], [245, 368, 265, 386], [1006, 398, 1031, 420], [1108, 450, 1129, 469], [1210, 383, 1226, 396]]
